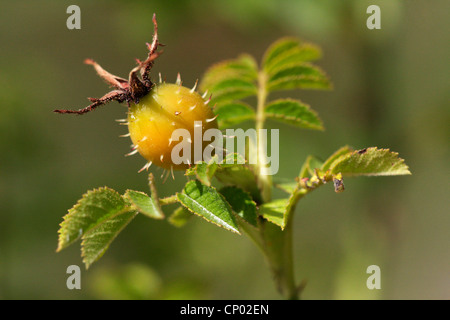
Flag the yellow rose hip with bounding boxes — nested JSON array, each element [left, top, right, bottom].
[[53, 14, 217, 173], [127, 83, 217, 170]]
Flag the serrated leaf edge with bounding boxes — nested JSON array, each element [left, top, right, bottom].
[[123, 189, 165, 219], [56, 186, 125, 252], [219, 186, 258, 227], [328, 147, 411, 177], [176, 183, 241, 234], [80, 209, 138, 269], [265, 98, 324, 130]]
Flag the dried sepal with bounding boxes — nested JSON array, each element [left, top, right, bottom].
[[54, 13, 162, 115]]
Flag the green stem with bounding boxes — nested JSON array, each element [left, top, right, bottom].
[[256, 70, 272, 203], [259, 176, 328, 299], [159, 195, 178, 206], [261, 214, 298, 299], [253, 69, 298, 299], [238, 212, 299, 299]]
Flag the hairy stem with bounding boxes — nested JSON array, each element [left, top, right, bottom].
[[159, 195, 178, 206], [254, 69, 298, 299], [260, 213, 299, 299], [256, 70, 272, 203]]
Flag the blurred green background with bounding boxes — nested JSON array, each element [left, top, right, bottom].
[[0, 0, 448, 300]]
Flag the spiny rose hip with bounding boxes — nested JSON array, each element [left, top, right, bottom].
[[53, 14, 218, 173], [127, 82, 217, 171]]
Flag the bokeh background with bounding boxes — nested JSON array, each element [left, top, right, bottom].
[[0, 0, 448, 299]]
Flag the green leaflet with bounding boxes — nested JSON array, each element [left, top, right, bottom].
[[199, 53, 257, 106], [219, 186, 257, 227], [211, 87, 257, 105], [321, 146, 353, 172], [200, 53, 258, 103], [201, 53, 258, 86], [184, 156, 220, 186], [57, 185, 168, 268], [260, 198, 289, 229], [265, 47, 322, 74], [214, 163, 261, 204], [201, 37, 329, 113], [177, 180, 240, 234], [299, 155, 324, 178], [215, 102, 255, 128], [168, 206, 193, 228], [266, 147, 411, 230], [328, 147, 411, 177], [195, 160, 218, 187], [265, 99, 323, 130], [56, 187, 140, 269], [269, 76, 331, 91], [206, 74, 257, 105], [262, 37, 322, 72], [209, 78, 256, 93], [185, 154, 261, 204], [57, 187, 130, 252], [268, 62, 325, 80], [262, 38, 331, 93], [263, 38, 302, 67], [260, 180, 304, 230], [124, 190, 164, 220], [81, 210, 138, 269], [267, 62, 331, 92], [273, 178, 298, 195], [218, 152, 247, 167]]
